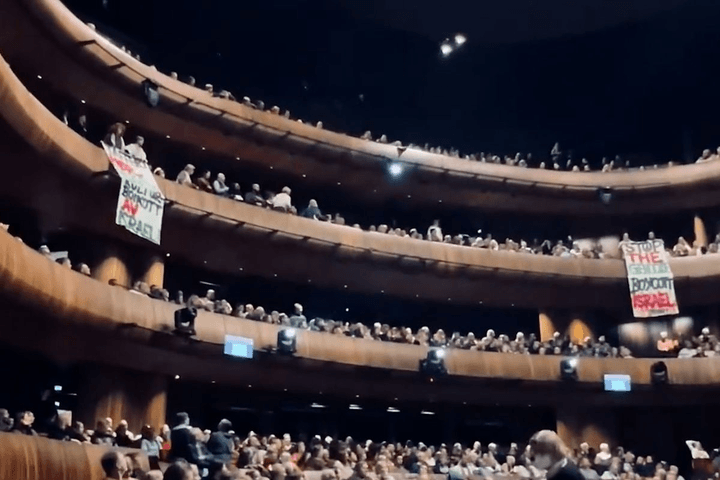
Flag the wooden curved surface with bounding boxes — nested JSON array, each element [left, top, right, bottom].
[[0, 432, 146, 480], [3, 51, 720, 308], [2, 0, 720, 214], [2, 228, 720, 387]]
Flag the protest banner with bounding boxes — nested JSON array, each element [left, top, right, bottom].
[[102, 143, 164, 245], [621, 239, 679, 318]]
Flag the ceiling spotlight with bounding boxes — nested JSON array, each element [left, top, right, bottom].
[[420, 348, 447, 376], [389, 162, 404, 177], [454, 34, 467, 46], [440, 41, 454, 56], [560, 357, 578, 381], [650, 361, 668, 385], [277, 328, 297, 355]]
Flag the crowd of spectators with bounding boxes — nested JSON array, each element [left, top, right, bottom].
[[15, 231, 713, 362], [656, 328, 720, 358], [4, 402, 714, 480], [91, 121, 719, 262], [1, 223, 714, 362], [81, 20, 720, 175]]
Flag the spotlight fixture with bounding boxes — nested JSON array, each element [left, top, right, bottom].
[[598, 187, 613, 205], [141, 79, 160, 108], [388, 162, 404, 177], [650, 361, 668, 385], [277, 328, 297, 355], [174, 307, 197, 337], [440, 41, 454, 57], [560, 357, 578, 381], [420, 348, 447, 376], [454, 34, 467, 46]]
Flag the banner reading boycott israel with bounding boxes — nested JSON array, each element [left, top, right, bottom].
[[102, 143, 164, 245], [621, 240, 679, 318]]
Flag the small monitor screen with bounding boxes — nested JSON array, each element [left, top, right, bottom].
[[604, 374, 631, 392], [224, 335, 254, 359]]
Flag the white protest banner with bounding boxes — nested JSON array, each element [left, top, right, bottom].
[[102, 143, 164, 245], [621, 239, 679, 318]]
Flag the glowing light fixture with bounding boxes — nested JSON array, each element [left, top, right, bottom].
[[454, 34, 467, 46], [389, 162, 404, 177]]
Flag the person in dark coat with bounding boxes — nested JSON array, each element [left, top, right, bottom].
[[170, 412, 197, 464], [206, 419, 234, 464], [528, 430, 584, 480]]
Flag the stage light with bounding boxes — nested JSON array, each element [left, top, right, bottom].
[[454, 34, 467, 46], [277, 328, 297, 355], [142, 79, 160, 108], [420, 348, 447, 376], [387, 407, 400, 413], [349, 404, 362, 410], [389, 162, 404, 177], [598, 187, 613, 205], [440, 42, 453, 56], [174, 307, 197, 337], [421, 410, 435, 416], [650, 361, 668, 385], [560, 357, 578, 381]]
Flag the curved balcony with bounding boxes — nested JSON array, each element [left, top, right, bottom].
[[3, 227, 720, 406], [3, 51, 720, 309], [2, 0, 720, 215]]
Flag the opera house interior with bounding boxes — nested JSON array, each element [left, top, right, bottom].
[[5, 0, 720, 479]]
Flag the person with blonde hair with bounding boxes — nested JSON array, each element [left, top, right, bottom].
[[528, 430, 583, 480]]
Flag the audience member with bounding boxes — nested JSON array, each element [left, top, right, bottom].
[[126, 136, 147, 162], [176, 164, 196, 187]]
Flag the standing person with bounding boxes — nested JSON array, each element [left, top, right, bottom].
[[103, 123, 127, 150], [170, 413, 196, 464], [527, 430, 584, 480], [206, 419, 234, 464]]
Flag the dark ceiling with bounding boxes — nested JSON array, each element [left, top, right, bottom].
[[62, 0, 720, 168], [342, 0, 691, 43]]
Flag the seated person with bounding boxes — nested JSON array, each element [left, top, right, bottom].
[[176, 164, 196, 187], [100, 451, 129, 480], [270, 187, 293, 212], [91, 418, 116, 445], [103, 123, 126, 150], [672, 237, 692, 257], [244, 184, 267, 207], [301, 200, 328, 220], [12, 411, 37, 436], [657, 331, 678, 354], [697, 149, 713, 163], [212, 173, 230, 197], [427, 220, 443, 242], [125, 136, 147, 162], [194, 170, 213, 192], [289, 303, 307, 328]]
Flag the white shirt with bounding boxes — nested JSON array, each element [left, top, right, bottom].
[[125, 143, 147, 162], [271, 192, 292, 211]]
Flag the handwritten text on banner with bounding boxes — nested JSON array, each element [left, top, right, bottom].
[[102, 143, 164, 245], [621, 240, 679, 318]]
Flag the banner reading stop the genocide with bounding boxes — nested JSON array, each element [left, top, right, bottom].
[[102, 143, 164, 245], [621, 240, 679, 318]]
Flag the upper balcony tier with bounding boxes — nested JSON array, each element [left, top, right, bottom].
[[3, 227, 720, 409], [2, 51, 720, 309], [2, 0, 720, 216]]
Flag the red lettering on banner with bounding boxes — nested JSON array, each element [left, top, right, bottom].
[[628, 252, 660, 264], [112, 158, 133, 174], [632, 292, 676, 311], [122, 198, 139, 216]]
